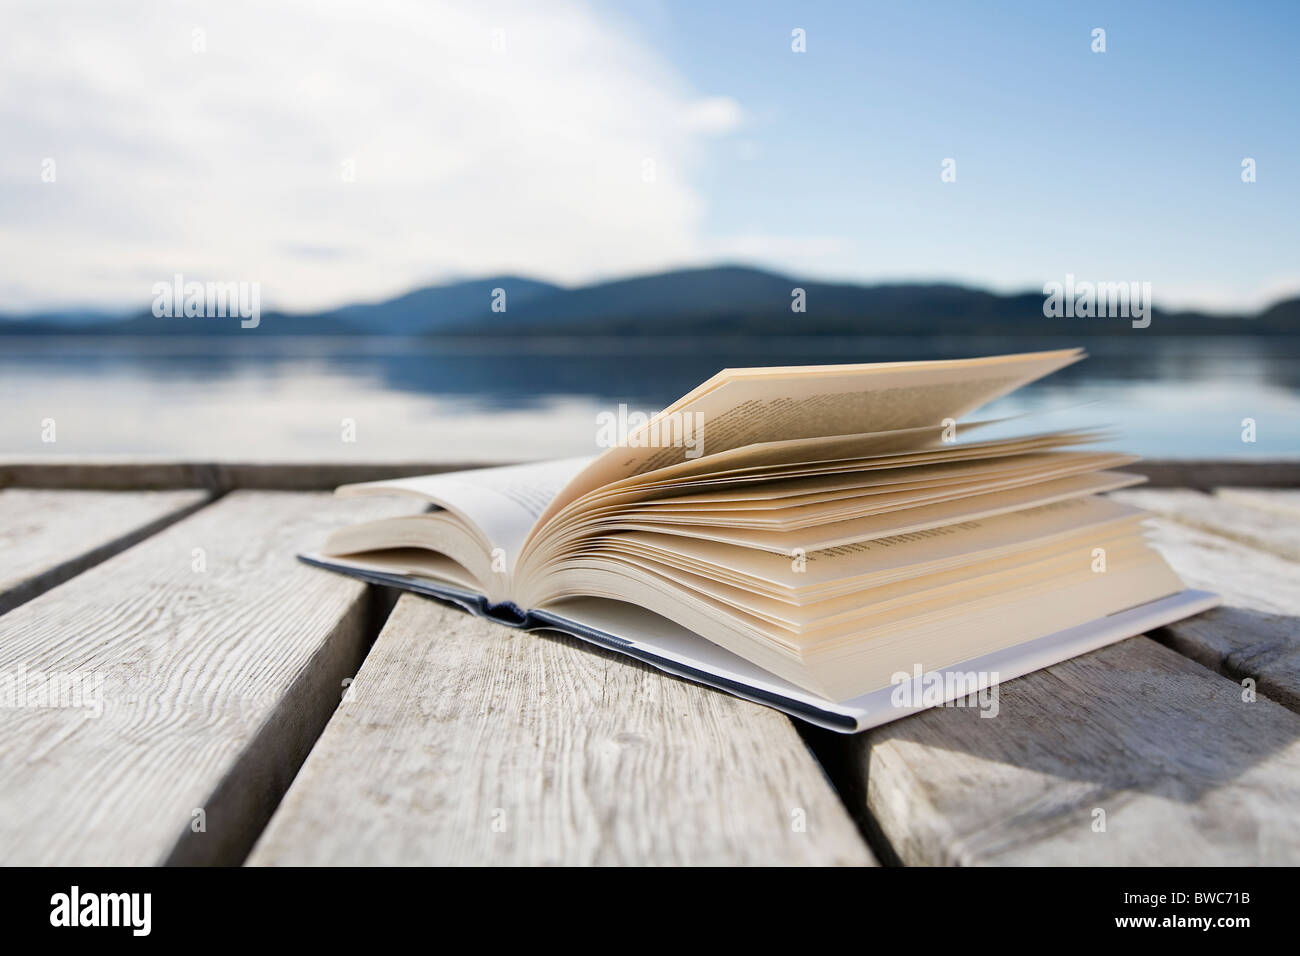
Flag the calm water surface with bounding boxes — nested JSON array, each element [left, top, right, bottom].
[[2, 335, 1297, 461]]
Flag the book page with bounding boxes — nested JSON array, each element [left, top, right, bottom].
[[606, 416, 1008, 486], [525, 431, 1105, 553], [595, 471, 1143, 554], [613, 452, 1136, 530], [638, 450, 1122, 508], [602, 531, 1152, 632], [323, 511, 496, 587], [601, 496, 1144, 591], [527, 349, 1082, 540], [524, 542, 1181, 700], [337, 457, 592, 573]]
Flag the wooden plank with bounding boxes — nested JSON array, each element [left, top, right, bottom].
[[2, 458, 1296, 492], [1110, 488, 1300, 712], [0, 490, 421, 865], [1216, 487, 1300, 520], [1126, 460, 1300, 490], [0, 489, 210, 615], [846, 636, 1300, 865], [0, 459, 497, 492], [248, 594, 876, 866], [1118, 488, 1300, 562]]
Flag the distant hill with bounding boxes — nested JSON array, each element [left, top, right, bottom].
[[316, 276, 561, 334], [0, 308, 359, 336], [0, 307, 135, 327], [0, 276, 561, 336], [438, 265, 1284, 337], [1257, 296, 1300, 327], [0, 265, 1292, 337]]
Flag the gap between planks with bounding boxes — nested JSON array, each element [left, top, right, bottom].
[[0, 490, 424, 865], [3, 459, 1297, 492], [0, 460, 498, 493], [248, 592, 876, 867], [0, 488, 214, 615], [1113, 488, 1300, 714], [839, 635, 1300, 865]]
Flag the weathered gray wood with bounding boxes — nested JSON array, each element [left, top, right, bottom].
[[249, 593, 875, 866], [1110, 488, 1300, 712], [850, 636, 1300, 865], [1118, 488, 1300, 562], [2, 458, 1296, 492], [0, 490, 420, 866], [0, 459, 496, 492], [0, 489, 210, 615], [1216, 487, 1300, 520]]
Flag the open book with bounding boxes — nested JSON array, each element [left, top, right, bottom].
[[301, 349, 1218, 731]]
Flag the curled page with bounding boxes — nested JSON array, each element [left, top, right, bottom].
[[527, 349, 1084, 542]]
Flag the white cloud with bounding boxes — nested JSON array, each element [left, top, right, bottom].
[[0, 0, 723, 310], [680, 96, 744, 135]]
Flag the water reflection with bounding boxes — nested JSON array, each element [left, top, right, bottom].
[[2, 335, 1297, 460]]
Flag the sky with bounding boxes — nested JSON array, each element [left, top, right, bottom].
[[2, 0, 1298, 313]]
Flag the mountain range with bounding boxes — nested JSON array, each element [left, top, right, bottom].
[[1, 266, 1295, 337]]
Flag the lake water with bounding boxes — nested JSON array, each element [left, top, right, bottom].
[[2, 335, 1297, 462]]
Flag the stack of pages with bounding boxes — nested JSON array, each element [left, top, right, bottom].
[[302, 349, 1217, 731]]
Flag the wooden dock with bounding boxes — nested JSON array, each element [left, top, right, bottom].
[[1, 460, 1298, 866]]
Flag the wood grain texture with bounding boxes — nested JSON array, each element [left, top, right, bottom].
[[1216, 487, 1300, 520], [1118, 488, 1300, 562], [1111, 488, 1300, 712], [849, 637, 1300, 865], [248, 593, 875, 866], [0, 459, 496, 492], [0, 488, 210, 615], [0, 490, 421, 865], [3, 458, 1296, 491]]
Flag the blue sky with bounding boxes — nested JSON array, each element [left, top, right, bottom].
[[2, 0, 1297, 312], [622, 0, 1300, 310]]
